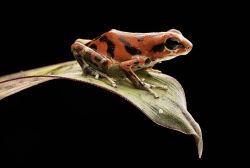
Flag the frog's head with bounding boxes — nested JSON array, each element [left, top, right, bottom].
[[164, 29, 192, 55], [150, 29, 193, 61]]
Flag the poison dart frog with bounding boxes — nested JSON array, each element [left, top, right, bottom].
[[71, 29, 192, 98]]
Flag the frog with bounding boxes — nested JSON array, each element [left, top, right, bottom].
[[71, 29, 192, 98]]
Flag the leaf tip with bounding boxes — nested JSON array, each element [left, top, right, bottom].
[[194, 125, 203, 158], [197, 136, 203, 158]]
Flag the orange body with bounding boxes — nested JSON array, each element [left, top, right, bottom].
[[71, 29, 193, 98]]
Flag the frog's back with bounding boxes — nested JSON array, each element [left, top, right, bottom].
[[86, 29, 159, 62]]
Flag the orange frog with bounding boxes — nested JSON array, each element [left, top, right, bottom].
[[71, 29, 192, 98]]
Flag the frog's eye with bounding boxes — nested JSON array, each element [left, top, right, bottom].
[[164, 38, 183, 50], [168, 29, 182, 35]]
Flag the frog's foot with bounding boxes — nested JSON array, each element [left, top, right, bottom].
[[146, 68, 162, 73], [141, 82, 159, 99], [83, 66, 117, 87], [140, 81, 168, 99]]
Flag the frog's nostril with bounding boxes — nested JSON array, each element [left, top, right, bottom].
[[185, 46, 192, 53], [186, 45, 192, 50]]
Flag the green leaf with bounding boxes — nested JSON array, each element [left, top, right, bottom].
[[0, 59, 203, 158]]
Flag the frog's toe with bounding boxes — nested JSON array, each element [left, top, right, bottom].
[[141, 82, 159, 99], [140, 82, 168, 98], [95, 73, 100, 79], [110, 81, 117, 88], [151, 84, 168, 90], [81, 65, 117, 87], [100, 74, 117, 88]]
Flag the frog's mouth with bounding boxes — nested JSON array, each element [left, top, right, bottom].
[[75, 39, 91, 45], [167, 47, 191, 57], [160, 55, 179, 61]]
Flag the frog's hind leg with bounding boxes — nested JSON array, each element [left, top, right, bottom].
[[71, 40, 116, 87]]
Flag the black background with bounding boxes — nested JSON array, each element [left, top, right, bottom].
[[0, 1, 246, 167]]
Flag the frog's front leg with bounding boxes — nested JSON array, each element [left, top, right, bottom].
[[119, 57, 166, 98], [71, 39, 116, 87]]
